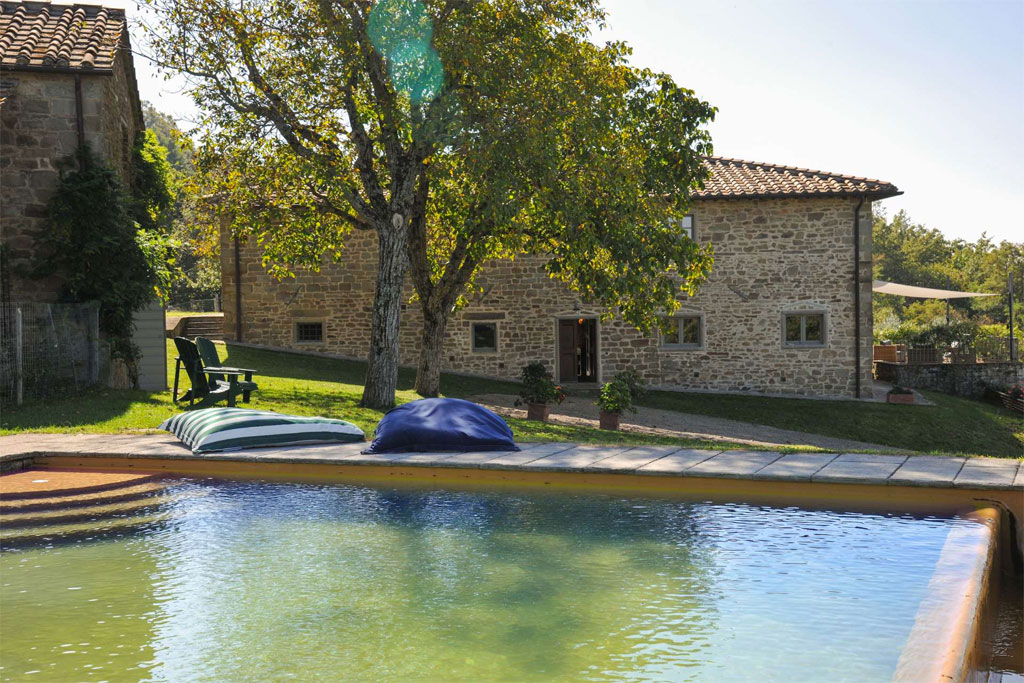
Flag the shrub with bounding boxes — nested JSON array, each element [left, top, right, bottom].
[[612, 369, 647, 401], [887, 385, 914, 396], [514, 362, 566, 406], [597, 379, 636, 414]]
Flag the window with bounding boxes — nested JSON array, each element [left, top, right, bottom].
[[295, 322, 323, 343], [680, 214, 695, 240], [472, 322, 497, 352], [783, 313, 825, 347], [661, 314, 703, 349]]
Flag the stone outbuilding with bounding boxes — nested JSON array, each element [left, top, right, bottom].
[[222, 157, 900, 399], [0, 1, 164, 392], [0, 0, 144, 302]]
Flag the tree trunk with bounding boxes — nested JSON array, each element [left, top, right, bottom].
[[414, 304, 448, 397], [360, 218, 409, 409]]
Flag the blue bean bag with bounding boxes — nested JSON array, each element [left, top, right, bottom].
[[363, 398, 519, 454]]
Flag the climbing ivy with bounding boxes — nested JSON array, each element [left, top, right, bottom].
[[35, 142, 175, 386]]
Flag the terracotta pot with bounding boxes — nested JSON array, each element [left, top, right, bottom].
[[887, 393, 915, 405], [599, 410, 621, 430], [526, 403, 551, 421]]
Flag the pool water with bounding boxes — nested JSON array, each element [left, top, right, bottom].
[[0, 478, 984, 681]]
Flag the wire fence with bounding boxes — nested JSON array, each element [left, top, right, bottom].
[[0, 302, 102, 407], [167, 296, 220, 314]]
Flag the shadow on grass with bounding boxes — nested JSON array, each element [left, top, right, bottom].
[[0, 389, 172, 433], [217, 342, 521, 397]]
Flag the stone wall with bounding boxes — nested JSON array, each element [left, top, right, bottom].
[[0, 50, 143, 302], [887, 362, 1023, 400], [222, 196, 875, 398]]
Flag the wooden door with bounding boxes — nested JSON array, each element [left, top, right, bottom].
[[558, 320, 577, 382]]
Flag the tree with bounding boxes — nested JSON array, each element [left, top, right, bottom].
[[404, 28, 715, 394], [142, 103, 222, 307], [872, 209, 1023, 339], [143, 0, 713, 406]]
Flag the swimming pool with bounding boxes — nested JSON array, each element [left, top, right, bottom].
[[0, 478, 994, 681]]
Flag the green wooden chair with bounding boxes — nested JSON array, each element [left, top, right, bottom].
[[195, 336, 259, 404], [172, 337, 258, 407]]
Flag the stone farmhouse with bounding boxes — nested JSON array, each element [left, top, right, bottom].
[[222, 157, 900, 399], [0, 0, 144, 303]]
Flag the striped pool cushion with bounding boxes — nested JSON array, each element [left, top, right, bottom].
[[160, 408, 364, 454]]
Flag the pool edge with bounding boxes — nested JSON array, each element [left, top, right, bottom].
[[893, 506, 1002, 683]]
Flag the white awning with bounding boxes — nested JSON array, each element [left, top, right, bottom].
[[872, 280, 997, 299]]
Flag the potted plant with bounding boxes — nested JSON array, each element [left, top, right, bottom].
[[514, 362, 566, 421], [597, 379, 635, 430], [886, 385, 915, 405]]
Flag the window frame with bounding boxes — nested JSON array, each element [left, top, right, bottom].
[[294, 320, 324, 344], [659, 312, 705, 350], [679, 213, 696, 241], [471, 321, 498, 353], [781, 310, 828, 348]]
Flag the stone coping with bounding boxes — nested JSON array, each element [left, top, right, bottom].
[[1, 434, 1021, 491]]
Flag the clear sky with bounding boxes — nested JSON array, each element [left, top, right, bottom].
[[122, 0, 1023, 243]]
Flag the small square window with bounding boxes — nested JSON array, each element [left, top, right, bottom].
[[783, 313, 825, 347], [296, 322, 323, 343], [472, 322, 497, 352], [661, 315, 702, 349]]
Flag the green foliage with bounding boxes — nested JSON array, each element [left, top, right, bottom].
[[35, 145, 161, 383], [142, 102, 195, 173], [131, 129, 177, 232], [873, 209, 1023, 337], [887, 386, 913, 395], [612, 369, 647, 401], [597, 379, 635, 414], [514, 362, 567, 406], [141, 102, 220, 305]]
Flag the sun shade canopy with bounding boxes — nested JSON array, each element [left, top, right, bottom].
[[872, 280, 997, 300]]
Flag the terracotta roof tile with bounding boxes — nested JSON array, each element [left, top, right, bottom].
[[698, 156, 900, 200], [0, 1, 125, 71]]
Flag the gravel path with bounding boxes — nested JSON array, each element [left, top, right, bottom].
[[470, 393, 906, 453]]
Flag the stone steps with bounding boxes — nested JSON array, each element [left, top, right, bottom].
[[0, 511, 171, 546], [0, 481, 170, 512], [183, 316, 223, 338], [0, 471, 160, 501], [1, 494, 176, 528]]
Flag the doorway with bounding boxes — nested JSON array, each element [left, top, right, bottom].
[[557, 318, 598, 383]]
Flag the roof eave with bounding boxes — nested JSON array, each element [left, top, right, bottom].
[[693, 189, 903, 202], [0, 63, 114, 75]]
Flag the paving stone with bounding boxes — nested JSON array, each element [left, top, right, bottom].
[[583, 446, 683, 472], [391, 451, 490, 466], [753, 452, 839, 481], [634, 449, 721, 475], [520, 445, 632, 472], [834, 452, 909, 464], [954, 460, 1021, 489], [812, 455, 908, 484], [961, 457, 1021, 468], [479, 443, 576, 469], [888, 456, 966, 487], [686, 450, 785, 478], [337, 451, 413, 465]]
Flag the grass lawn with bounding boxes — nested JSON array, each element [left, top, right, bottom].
[[637, 389, 1023, 459], [0, 341, 740, 452], [2, 339, 1021, 458]]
